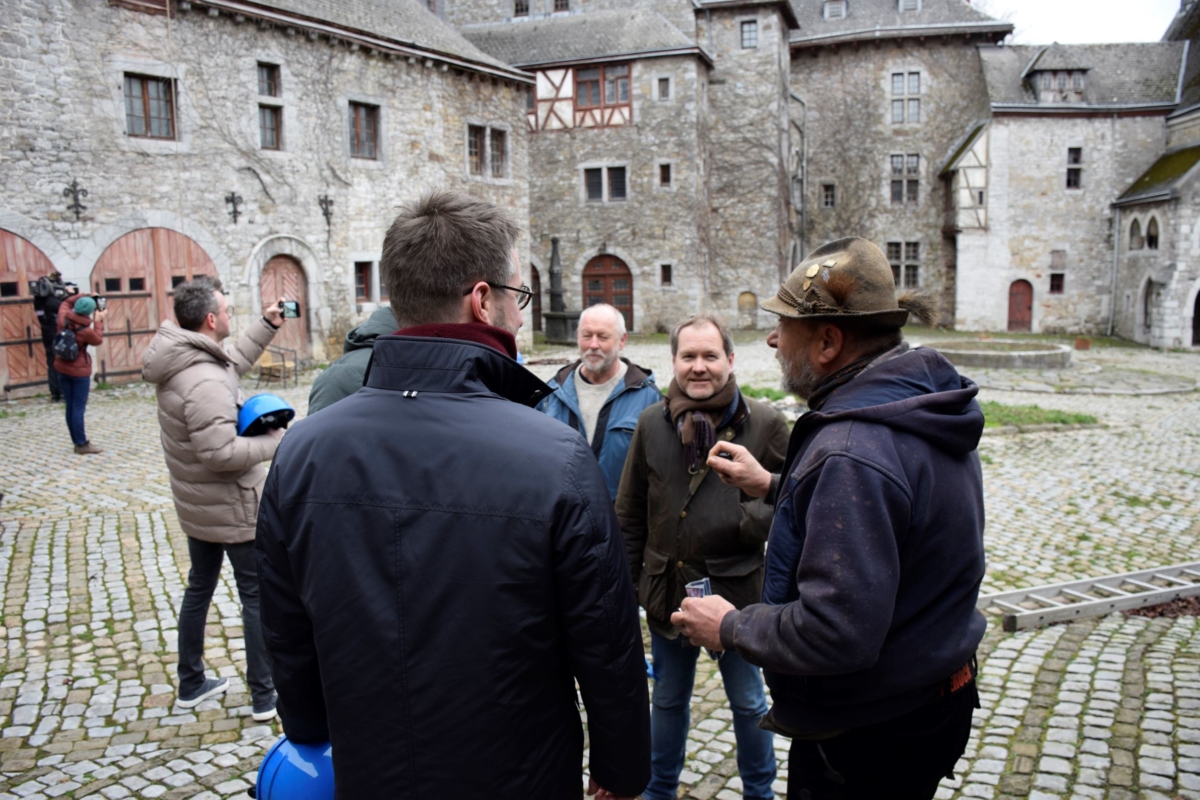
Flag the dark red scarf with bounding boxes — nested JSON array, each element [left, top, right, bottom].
[[396, 322, 517, 359]]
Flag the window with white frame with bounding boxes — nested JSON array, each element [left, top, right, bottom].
[[657, 77, 672, 101], [890, 154, 919, 205], [824, 0, 847, 19], [658, 162, 673, 189], [891, 71, 920, 124], [822, 183, 836, 208]]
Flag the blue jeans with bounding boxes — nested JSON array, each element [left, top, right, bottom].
[[60, 374, 90, 446], [645, 629, 776, 800]]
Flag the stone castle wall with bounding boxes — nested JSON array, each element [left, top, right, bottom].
[[1, 0, 531, 360], [793, 40, 992, 326]]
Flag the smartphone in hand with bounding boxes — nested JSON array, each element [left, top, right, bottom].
[[279, 300, 301, 319]]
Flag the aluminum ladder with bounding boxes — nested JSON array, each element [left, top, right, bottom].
[[977, 561, 1200, 631]]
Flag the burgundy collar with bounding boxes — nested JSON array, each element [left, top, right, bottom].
[[396, 322, 518, 359]]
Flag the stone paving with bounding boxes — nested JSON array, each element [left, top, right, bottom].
[[0, 337, 1197, 799]]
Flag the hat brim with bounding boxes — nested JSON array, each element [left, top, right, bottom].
[[759, 296, 910, 330]]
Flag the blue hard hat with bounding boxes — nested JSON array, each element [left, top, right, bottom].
[[250, 736, 334, 800], [238, 393, 296, 437]]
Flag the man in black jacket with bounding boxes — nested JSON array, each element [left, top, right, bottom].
[[673, 238, 985, 800], [257, 191, 650, 799]]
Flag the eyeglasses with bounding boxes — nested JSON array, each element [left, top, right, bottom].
[[462, 282, 534, 311]]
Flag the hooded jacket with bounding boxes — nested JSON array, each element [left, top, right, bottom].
[[256, 334, 651, 798], [141, 318, 279, 544], [307, 307, 397, 414], [539, 358, 662, 498], [719, 346, 987, 733], [53, 296, 104, 378]]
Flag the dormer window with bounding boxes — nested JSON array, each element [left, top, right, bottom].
[[899, 0, 919, 11], [1037, 71, 1086, 104], [824, 0, 846, 18]]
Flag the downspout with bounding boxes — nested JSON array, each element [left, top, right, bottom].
[[1107, 204, 1120, 337], [790, 91, 808, 262]]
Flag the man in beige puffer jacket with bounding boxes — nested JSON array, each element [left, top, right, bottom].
[[142, 276, 286, 720]]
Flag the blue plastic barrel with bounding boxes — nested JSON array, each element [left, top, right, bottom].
[[251, 736, 334, 799]]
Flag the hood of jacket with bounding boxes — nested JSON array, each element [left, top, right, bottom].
[[62, 295, 96, 331], [342, 307, 398, 355], [142, 320, 233, 385], [549, 357, 655, 394], [800, 346, 983, 458]]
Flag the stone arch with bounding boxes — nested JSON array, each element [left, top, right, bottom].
[[0, 229, 58, 395], [1129, 218, 1143, 251], [84, 210, 230, 286], [0, 209, 72, 277], [244, 234, 327, 353], [582, 255, 634, 331], [1184, 275, 1200, 347], [1146, 216, 1160, 250], [1140, 274, 1157, 340]]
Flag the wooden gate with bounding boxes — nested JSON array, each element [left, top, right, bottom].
[[260, 255, 310, 359], [582, 255, 633, 331], [91, 229, 216, 383], [530, 264, 542, 332], [0, 231, 56, 394], [1007, 280, 1033, 332]]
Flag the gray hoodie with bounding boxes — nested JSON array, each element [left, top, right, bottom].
[[307, 307, 397, 414]]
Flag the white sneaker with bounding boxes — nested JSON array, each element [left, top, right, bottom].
[[252, 693, 278, 722]]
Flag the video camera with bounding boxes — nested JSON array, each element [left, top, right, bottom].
[[29, 276, 79, 301]]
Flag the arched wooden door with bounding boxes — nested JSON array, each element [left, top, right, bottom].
[[582, 255, 633, 331], [91, 228, 216, 383], [737, 291, 758, 330], [1007, 280, 1033, 332], [1193, 291, 1200, 345], [260, 255, 310, 358], [0, 231, 56, 393], [529, 264, 542, 332]]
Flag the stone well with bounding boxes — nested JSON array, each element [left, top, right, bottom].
[[919, 340, 1073, 369]]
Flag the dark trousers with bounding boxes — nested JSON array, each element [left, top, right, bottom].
[[177, 537, 274, 706], [786, 682, 978, 800], [40, 328, 61, 399], [60, 374, 90, 446]]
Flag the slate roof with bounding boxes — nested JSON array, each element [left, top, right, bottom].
[[978, 43, 1186, 108], [791, 0, 1011, 47], [1116, 144, 1200, 205], [461, 10, 707, 68], [200, 0, 525, 78]]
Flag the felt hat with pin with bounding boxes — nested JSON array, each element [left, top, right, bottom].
[[760, 237, 910, 330]]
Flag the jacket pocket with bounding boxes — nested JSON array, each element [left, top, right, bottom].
[[234, 472, 262, 529], [638, 545, 672, 621], [705, 551, 765, 609]]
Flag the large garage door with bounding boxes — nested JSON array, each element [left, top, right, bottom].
[[91, 229, 216, 383], [0, 231, 56, 394]]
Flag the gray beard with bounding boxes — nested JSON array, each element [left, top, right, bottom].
[[779, 352, 823, 404]]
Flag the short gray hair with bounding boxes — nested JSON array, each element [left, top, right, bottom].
[[381, 191, 519, 327], [174, 276, 224, 331], [579, 303, 626, 337], [670, 313, 734, 357]]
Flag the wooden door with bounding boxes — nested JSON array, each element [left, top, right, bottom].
[[1193, 292, 1199, 345], [1007, 280, 1033, 332], [0, 231, 55, 393], [530, 263, 542, 332], [737, 291, 758, 330], [582, 255, 633, 331], [91, 228, 216, 383], [260, 255, 309, 358]]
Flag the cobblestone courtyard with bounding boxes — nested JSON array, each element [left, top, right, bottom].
[[0, 338, 1198, 799]]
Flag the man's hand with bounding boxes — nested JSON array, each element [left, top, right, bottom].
[[93, 309, 107, 324], [671, 595, 735, 652], [707, 442, 773, 498], [263, 297, 285, 327], [267, 427, 285, 441], [586, 777, 636, 800]]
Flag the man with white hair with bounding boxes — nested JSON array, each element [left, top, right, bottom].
[[539, 304, 663, 498]]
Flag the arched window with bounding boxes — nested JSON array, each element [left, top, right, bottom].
[[1147, 217, 1159, 250], [1130, 219, 1143, 250]]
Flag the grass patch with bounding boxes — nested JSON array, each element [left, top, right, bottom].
[[741, 384, 787, 402], [979, 400, 1097, 428], [0, 409, 25, 419]]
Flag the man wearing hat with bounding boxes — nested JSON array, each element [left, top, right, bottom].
[[671, 238, 986, 800]]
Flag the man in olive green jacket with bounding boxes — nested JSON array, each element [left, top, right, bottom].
[[616, 314, 789, 800]]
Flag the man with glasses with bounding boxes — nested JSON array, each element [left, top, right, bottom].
[[141, 276, 288, 722], [257, 191, 650, 799]]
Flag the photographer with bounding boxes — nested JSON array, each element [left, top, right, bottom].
[[32, 271, 77, 402], [54, 294, 105, 454]]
